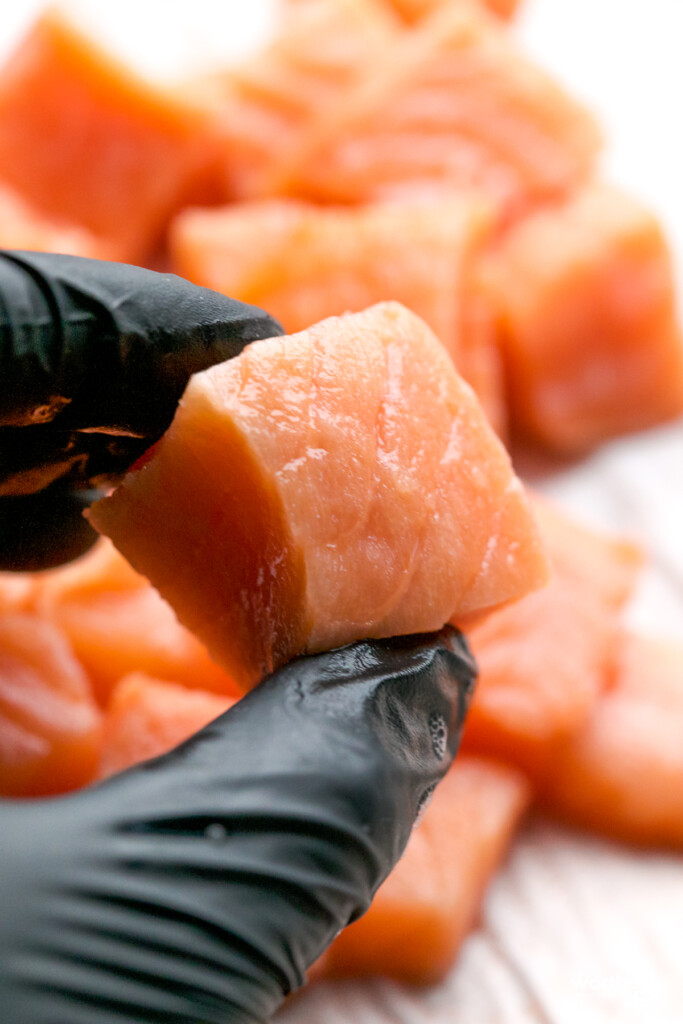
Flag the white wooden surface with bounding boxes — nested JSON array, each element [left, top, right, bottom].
[[1, 2, 681, 1020], [276, 820, 683, 1023]]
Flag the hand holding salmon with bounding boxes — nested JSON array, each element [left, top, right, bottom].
[[0, 251, 282, 569], [0, 629, 475, 1024], [0, 253, 478, 1023]]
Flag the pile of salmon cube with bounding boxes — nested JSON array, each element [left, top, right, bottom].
[[1, 0, 682, 989]]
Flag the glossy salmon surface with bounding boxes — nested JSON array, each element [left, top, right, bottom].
[[0, 614, 102, 797], [90, 302, 548, 689]]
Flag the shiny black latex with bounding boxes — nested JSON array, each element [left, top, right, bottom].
[[0, 250, 283, 569], [0, 627, 476, 1024]]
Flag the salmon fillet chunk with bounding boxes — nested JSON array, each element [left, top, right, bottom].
[[272, 0, 601, 219], [170, 196, 505, 431], [325, 755, 531, 984], [539, 634, 683, 847], [484, 183, 683, 451], [90, 302, 548, 689]]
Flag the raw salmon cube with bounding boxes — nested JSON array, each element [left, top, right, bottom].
[[0, 573, 36, 614], [90, 302, 549, 690], [0, 613, 102, 797], [0, 179, 114, 258], [386, 0, 522, 22], [41, 588, 241, 706], [531, 494, 645, 610], [196, 0, 400, 200], [272, 0, 600, 219], [35, 538, 148, 603], [0, 9, 218, 263], [170, 197, 506, 431], [463, 577, 615, 778], [285, 0, 522, 24], [483, 183, 683, 452], [461, 496, 642, 777], [35, 540, 240, 704], [325, 755, 531, 984], [99, 673, 235, 779], [484, 0, 520, 15], [539, 634, 683, 847]]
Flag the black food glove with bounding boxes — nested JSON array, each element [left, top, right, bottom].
[[0, 251, 283, 569], [0, 627, 476, 1024]]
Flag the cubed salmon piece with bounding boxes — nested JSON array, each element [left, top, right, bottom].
[[325, 755, 530, 983], [35, 540, 240, 704], [90, 303, 548, 689], [0, 179, 114, 257], [484, 183, 683, 452], [386, 0, 522, 22], [271, 0, 600, 220], [539, 634, 683, 847], [0, 8, 219, 262], [99, 673, 235, 779], [462, 496, 642, 778], [194, 0, 400, 200], [531, 494, 645, 610], [0, 572, 36, 614], [463, 578, 615, 778], [0, 613, 102, 797], [170, 196, 506, 432]]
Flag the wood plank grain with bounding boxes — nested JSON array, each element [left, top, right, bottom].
[[277, 823, 683, 1023]]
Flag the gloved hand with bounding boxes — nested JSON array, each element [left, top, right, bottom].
[[0, 252, 477, 1023], [0, 250, 283, 570], [1, 628, 475, 1024]]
